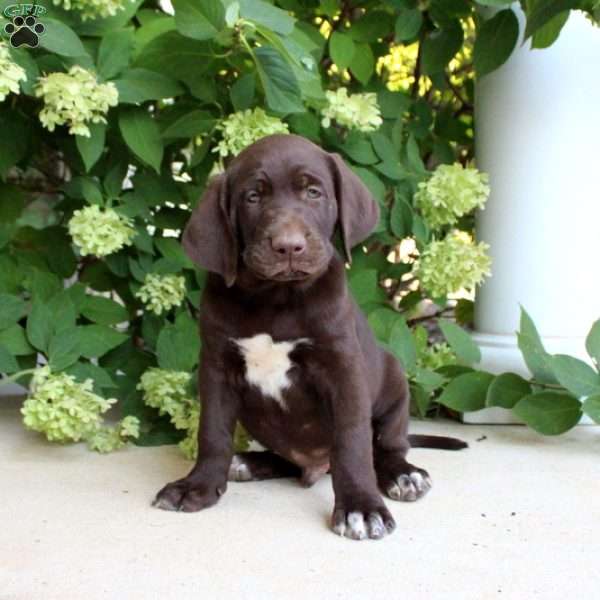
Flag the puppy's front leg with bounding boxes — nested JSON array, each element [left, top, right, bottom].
[[153, 358, 238, 512], [328, 350, 396, 541]]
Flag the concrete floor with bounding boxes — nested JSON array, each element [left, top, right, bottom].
[[2, 395, 599, 600]]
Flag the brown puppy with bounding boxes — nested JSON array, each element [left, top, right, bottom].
[[153, 134, 466, 540]]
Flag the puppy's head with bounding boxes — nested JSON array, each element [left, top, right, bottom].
[[182, 134, 379, 286]]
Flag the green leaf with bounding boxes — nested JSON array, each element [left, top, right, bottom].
[[486, 372, 532, 409], [173, 0, 225, 40], [351, 166, 385, 204], [368, 307, 401, 343], [531, 10, 569, 49], [437, 371, 494, 412], [0, 324, 34, 355], [517, 306, 557, 384], [370, 132, 398, 162], [410, 382, 431, 417], [524, 0, 579, 40], [0, 343, 19, 374], [81, 296, 129, 326], [119, 109, 164, 174], [421, 21, 463, 75], [114, 69, 184, 103], [76, 0, 144, 36], [230, 73, 256, 111], [513, 392, 582, 435], [97, 29, 134, 79], [154, 238, 194, 269], [349, 42, 375, 84], [438, 320, 481, 366], [65, 362, 117, 392], [474, 9, 519, 78], [78, 325, 128, 359], [349, 269, 384, 305], [160, 110, 215, 139], [341, 136, 378, 165], [395, 8, 423, 41], [0, 111, 30, 176], [26, 300, 54, 352], [76, 123, 106, 173], [254, 46, 304, 114], [582, 394, 600, 424], [389, 316, 417, 373], [475, 0, 514, 5], [413, 367, 447, 393], [156, 323, 200, 372], [0, 294, 26, 330], [40, 19, 87, 57], [329, 31, 355, 70], [48, 327, 81, 371], [390, 194, 412, 239], [47, 291, 78, 335], [585, 319, 600, 369], [239, 0, 295, 35], [549, 354, 600, 398]]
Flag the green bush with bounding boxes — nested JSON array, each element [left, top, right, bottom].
[[1, 0, 599, 452]]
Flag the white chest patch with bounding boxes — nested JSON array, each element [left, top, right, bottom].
[[233, 333, 310, 407]]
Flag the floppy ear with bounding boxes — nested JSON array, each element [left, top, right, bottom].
[[182, 173, 238, 287], [329, 152, 380, 264]]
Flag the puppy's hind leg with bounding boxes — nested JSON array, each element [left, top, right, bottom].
[[228, 451, 302, 482], [372, 355, 432, 502]]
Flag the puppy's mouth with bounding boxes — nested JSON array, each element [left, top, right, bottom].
[[271, 268, 311, 281]]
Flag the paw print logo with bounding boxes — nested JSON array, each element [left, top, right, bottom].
[[4, 15, 45, 48]]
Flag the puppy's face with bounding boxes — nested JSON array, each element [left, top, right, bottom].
[[229, 136, 337, 282], [182, 134, 380, 288]]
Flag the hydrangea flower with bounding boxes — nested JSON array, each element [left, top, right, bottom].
[[138, 368, 199, 459], [21, 366, 139, 453], [321, 87, 383, 132], [415, 163, 490, 230], [417, 342, 457, 371], [68, 204, 136, 257], [416, 231, 492, 298], [213, 108, 289, 158], [135, 274, 186, 315], [35, 66, 118, 137], [0, 41, 27, 102], [52, 0, 129, 21], [138, 368, 250, 460], [86, 416, 141, 453]]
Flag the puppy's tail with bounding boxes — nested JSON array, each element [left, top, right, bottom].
[[408, 434, 468, 451]]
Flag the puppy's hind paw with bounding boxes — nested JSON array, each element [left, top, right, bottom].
[[386, 470, 432, 502]]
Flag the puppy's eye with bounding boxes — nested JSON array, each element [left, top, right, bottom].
[[246, 191, 260, 204], [306, 186, 321, 199]]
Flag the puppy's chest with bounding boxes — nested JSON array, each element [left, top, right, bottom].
[[232, 333, 311, 407]]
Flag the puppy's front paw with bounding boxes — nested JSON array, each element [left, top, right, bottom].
[[153, 477, 224, 512], [331, 501, 396, 541], [385, 469, 432, 502]]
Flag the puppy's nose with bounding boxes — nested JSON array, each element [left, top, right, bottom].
[[271, 232, 306, 257]]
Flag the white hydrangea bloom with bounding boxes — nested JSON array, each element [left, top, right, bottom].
[[22, 366, 117, 443], [138, 368, 199, 459], [321, 87, 383, 132], [0, 41, 27, 102], [68, 204, 136, 257], [135, 273, 186, 315], [52, 0, 130, 21], [415, 163, 490, 230], [213, 108, 289, 158], [416, 230, 492, 298], [35, 66, 119, 137]]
